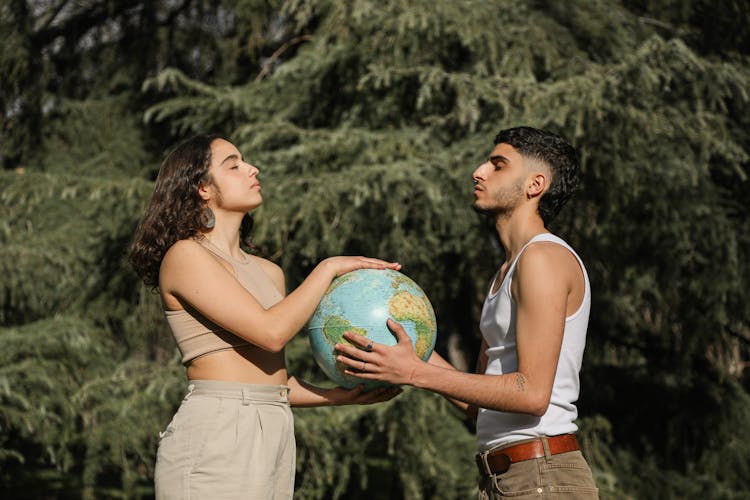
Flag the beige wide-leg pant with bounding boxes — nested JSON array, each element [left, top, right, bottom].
[[155, 380, 295, 500]]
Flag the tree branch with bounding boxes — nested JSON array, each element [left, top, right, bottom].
[[255, 35, 313, 82]]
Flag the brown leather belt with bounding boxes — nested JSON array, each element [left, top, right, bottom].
[[476, 434, 580, 476]]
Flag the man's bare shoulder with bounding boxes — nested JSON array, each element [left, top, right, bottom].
[[520, 241, 573, 263], [516, 242, 580, 282]]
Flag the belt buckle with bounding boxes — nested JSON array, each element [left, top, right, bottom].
[[477, 451, 511, 476], [490, 452, 511, 474]]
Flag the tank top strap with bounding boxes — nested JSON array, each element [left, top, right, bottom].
[[198, 237, 284, 309], [509, 232, 571, 273], [198, 237, 248, 266]]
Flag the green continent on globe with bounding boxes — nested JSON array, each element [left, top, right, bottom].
[[388, 291, 436, 358], [322, 315, 367, 346], [390, 275, 412, 289]]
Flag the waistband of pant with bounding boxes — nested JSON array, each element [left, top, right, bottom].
[[476, 434, 580, 476], [186, 379, 290, 404]]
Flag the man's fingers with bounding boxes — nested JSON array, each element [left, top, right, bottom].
[[341, 331, 372, 349], [386, 318, 411, 344], [335, 341, 371, 360], [343, 368, 376, 379], [336, 351, 366, 368]]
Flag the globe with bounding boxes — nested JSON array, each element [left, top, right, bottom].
[[308, 269, 437, 389]]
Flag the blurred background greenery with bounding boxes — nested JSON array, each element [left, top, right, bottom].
[[1, 0, 749, 498]]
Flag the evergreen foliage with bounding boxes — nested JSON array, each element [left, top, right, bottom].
[[1, 0, 748, 498]]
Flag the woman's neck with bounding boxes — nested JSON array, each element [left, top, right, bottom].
[[200, 225, 244, 260]]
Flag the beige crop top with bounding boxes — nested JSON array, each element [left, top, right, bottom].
[[164, 238, 284, 364]]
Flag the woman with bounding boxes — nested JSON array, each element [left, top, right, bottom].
[[130, 134, 401, 499]]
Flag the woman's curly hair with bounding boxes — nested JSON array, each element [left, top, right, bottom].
[[129, 134, 254, 288]]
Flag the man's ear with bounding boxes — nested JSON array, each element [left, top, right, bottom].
[[527, 172, 548, 199]]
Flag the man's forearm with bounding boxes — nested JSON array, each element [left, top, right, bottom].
[[411, 362, 550, 417], [427, 352, 477, 418]]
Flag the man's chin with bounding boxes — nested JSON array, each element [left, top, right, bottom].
[[472, 202, 492, 215]]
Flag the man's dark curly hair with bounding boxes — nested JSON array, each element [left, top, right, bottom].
[[495, 126, 581, 226]]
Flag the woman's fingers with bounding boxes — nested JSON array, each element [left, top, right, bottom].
[[356, 256, 401, 270]]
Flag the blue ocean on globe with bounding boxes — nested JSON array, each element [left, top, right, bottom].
[[307, 269, 437, 389]]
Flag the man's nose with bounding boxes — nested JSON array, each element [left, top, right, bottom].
[[472, 163, 487, 181]]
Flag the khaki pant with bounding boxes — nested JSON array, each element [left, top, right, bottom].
[[478, 448, 599, 499], [155, 380, 295, 500]]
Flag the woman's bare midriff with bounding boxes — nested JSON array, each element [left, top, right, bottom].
[[186, 344, 289, 385]]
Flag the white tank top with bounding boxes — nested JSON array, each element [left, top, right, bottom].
[[475, 233, 591, 451]]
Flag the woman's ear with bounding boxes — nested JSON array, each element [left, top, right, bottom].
[[198, 182, 211, 202]]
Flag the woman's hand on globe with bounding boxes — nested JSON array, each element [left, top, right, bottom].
[[321, 256, 401, 278], [327, 384, 402, 406], [335, 319, 423, 386]]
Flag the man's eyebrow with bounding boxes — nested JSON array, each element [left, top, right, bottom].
[[488, 154, 508, 164]]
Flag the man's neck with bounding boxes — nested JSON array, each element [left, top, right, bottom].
[[494, 212, 548, 263]]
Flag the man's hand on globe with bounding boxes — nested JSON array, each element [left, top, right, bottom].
[[335, 319, 425, 386]]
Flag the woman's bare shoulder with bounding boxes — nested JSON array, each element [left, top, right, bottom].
[[249, 255, 286, 295], [162, 239, 207, 264]]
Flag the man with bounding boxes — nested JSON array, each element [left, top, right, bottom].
[[335, 126, 599, 498]]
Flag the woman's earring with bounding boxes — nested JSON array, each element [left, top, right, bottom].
[[201, 207, 215, 229]]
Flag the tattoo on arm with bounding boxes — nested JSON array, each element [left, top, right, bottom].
[[515, 373, 526, 392]]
